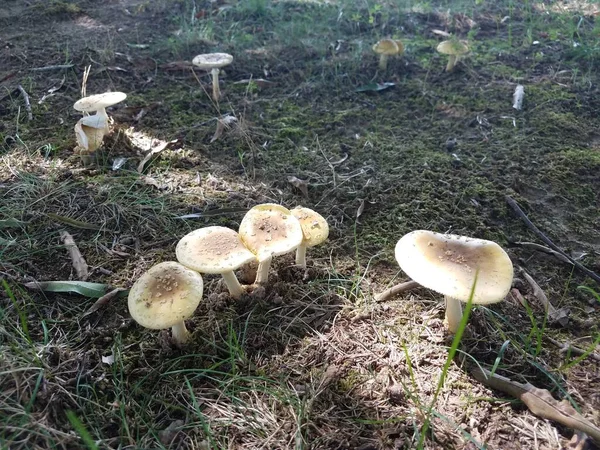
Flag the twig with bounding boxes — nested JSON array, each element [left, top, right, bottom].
[[521, 269, 570, 326], [546, 336, 600, 363], [316, 136, 337, 188], [374, 280, 419, 302], [30, 64, 74, 72], [60, 230, 88, 280], [506, 196, 600, 284], [17, 85, 32, 121], [512, 241, 573, 265], [471, 365, 600, 443]]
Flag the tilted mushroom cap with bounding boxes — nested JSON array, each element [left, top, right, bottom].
[[395, 230, 513, 304], [176, 226, 256, 274], [436, 40, 469, 56], [128, 261, 203, 330], [192, 53, 234, 70], [291, 206, 329, 248], [239, 203, 303, 260], [372, 39, 403, 56], [73, 92, 127, 112]]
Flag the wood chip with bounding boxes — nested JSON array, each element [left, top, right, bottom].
[[60, 230, 88, 280]]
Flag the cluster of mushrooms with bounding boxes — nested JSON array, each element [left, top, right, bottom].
[[373, 37, 469, 72], [127, 204, 329, 346]]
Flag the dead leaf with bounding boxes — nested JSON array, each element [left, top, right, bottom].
[[158, 420, 184, 445], [81, 288, 126, 318], [210, 115, 238, 143], [287, 176, 309, 197], [356, 199, 365, 220], [102, 353, 115, 365], [137, 139, 178, 173], [233, 78, 274, 88], [60, 230, 88, 281], [159, 61, 194, 71]]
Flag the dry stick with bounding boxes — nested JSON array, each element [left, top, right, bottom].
[[471, 365, 600, 443], [506, 196, 600, 284], [30, 64, 74, 72], [513, 241, 573, 265], [374, 280, 419, 302], [545, 336, 600, 363], [521, 270, 556, 315], [17, 85, 32, 121]]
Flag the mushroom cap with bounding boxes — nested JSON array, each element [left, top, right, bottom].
[[436, 40, 469, 56], [128, 261, 203, 330], [79, 114, 108, 129], [395, 230, 513, 304], [372, 39, 403, 56], [176, 226, 256, 274], [73, 92, 127, 112], [291, 206, 329, 248], [239, 203, 304, 261], [192, 53, 234, 70]]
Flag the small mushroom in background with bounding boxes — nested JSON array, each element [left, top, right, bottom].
[[395, 230, 514, 333], [291, 206, 329, 268], [238, 204, 304, 285], [176, 226, 257, 299], [436, 40, 469, 72], [128, 261, 204, 346], [72, 92, 127, 154], [192, 53, 234, 102], [372, 39, 404, 70]]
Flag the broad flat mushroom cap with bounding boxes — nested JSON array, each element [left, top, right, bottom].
[[73, 92, 127, 112], [239, 204, 303, 260], [192, 53, 234, 70], [395, 230, 513, 304], [176, 226, 256, 273], [436, 40, 469, 56], [128, 261, 203, 329], [372, 39, 402, 55], [291, 206, 329, 247]]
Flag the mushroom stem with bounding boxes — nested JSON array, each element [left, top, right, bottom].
[[255, 255, 273, 284], [378, 54, 389, 71], [445, 54, 457, 72], [444, 295, 463, 333], [211, 67, 221, 102], [171, 321, 190, 346], [295, 244, 307, 268], [221, 270, 245, 299]]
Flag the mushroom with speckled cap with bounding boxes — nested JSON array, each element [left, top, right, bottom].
[[436, 40, 469, 72], [238, 204, 304, 284], [291, 206, 329, 268], [372, 39, 404, 70], [128, 261, 204, 346], [176, 226, 256, 299], [395, 230, 513, 333], [192, 53, 233, 102]]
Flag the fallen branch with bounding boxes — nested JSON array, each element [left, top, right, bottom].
[[506, 196, 600, 284], [17, 85, 33, 121], [60, 230, 88, 280], [546, 336, 600, 363], [374, 280, 419, 302], [30, 64, 74, 72], [471, 365, 600, 443], [512, 241, 573, 265]]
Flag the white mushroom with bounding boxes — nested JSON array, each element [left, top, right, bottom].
[[395, 230, 513, 333], [291, 206, 329, 268], [73, 92, 126, 153], [238, 204, 304, 284], [192, 53, 234, 102], [176, 226, 256, 299], [128, 261, 203, 346]]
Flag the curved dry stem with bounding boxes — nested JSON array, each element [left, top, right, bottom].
[[445, 295, 463, 333], [374, 280, 419, 302], [221, 270, 245, 299]]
